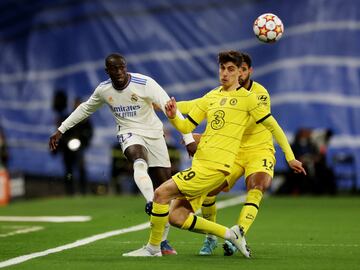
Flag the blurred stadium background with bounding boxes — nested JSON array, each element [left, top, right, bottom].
[[1, 1, 360, 269], [0, 0, 359, 198]]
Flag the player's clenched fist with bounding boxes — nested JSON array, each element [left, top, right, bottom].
[[165, 97, 177, 119]]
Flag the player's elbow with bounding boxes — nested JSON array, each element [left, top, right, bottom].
[[170, 118, 197, 134], [178, 126, 194, 134], [171, 123, 194, 134]]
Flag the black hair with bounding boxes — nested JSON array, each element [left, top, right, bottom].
[[105, 53, 127, 66], [218, 50, 243, 67], [241, 52, 252, 68]]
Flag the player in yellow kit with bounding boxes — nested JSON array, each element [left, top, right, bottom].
[[177, 53, 306, 256], [123, 50, 305, 258]]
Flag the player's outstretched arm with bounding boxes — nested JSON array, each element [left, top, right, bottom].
[[162, 97, 197, 156], [165, 97, 177, 118], [260, 115, 306, 175], [288, 159, 307, 175], [165, 97, 197, 134], [49, 130, 63, 151], [177, 99, 201, 115], [177, 99, 202, 156]]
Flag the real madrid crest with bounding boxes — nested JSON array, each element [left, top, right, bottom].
[[131, 94, 138, 102]]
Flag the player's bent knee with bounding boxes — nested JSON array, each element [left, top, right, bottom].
[[247, 174, 272, 192], [168, 212, 185, 228], [252, 181, 271, 192], [168, 217, 182, 228], [153, 186, 170, 204]]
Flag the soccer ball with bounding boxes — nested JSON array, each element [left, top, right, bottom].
[[253, 13, 284, 43]]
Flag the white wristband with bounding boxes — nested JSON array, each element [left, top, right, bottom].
[[183, 133, 195, 145]]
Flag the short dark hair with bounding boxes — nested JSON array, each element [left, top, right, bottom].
[[218, 50, 243, 67], [105, 53, 127, 66], [241, 52, 252, 68]]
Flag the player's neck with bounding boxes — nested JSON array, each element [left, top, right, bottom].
[[112, 74, 130, 90], [222, 82, 240, 92], [243, 80, 251, 90]]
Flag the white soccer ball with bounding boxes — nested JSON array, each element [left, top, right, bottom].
[[253, 13, 284, 43]]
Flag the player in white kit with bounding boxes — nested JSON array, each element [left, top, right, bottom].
[[49, 53, 196, 255]]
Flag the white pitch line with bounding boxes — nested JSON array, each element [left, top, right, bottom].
[[216, 195, 246, 210], [0, 222, 149, 268], [0, 226, 44, 238], [0, 216, 92, 223], [0, 195, 246, 268]]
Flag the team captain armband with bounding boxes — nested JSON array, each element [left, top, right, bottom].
[[256, 113, 272, 124], [169, 115, 198, 134], [187, 115, 199, 127]]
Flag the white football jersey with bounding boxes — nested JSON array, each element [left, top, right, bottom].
[[59, 73, 177, 139]]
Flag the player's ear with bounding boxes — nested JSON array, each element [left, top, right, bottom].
[[248, 67, 253, 76]]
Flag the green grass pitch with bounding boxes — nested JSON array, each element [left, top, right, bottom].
[[0, 195, 359, 270]]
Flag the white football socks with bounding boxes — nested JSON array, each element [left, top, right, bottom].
[[224, 228, 236, 241], [133, 159, 171, 244], [162, 222, 170, 241], [133, 159, 154, 202]]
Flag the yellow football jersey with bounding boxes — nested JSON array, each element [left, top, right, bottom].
[[178, 81, 273, 151], [170, 86, 270, 174], [240, 81, 274, 151], [178, 98, 201, 115]]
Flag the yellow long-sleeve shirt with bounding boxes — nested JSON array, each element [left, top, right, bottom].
[[170, 86, 277, 174], [177, 81, 295, 162]]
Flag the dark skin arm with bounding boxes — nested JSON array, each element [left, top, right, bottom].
[[185, 142, 197, 157], [49, 130, 63, 151], [181, 134, 200, 157]]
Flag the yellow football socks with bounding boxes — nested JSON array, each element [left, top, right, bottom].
[[201, 196, 217, 222], [238, 188, 263, 234], [181, 213, 227, 238], [148, 202, 169, 246]]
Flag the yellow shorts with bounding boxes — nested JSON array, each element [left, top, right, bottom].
[[172, 165, 227, 211], [225, 148, 276, 191]]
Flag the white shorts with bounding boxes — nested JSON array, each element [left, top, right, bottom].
[[117, 133, 171, 168]]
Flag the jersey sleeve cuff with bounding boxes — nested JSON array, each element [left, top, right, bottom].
[[58, 125, 66, 134]]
